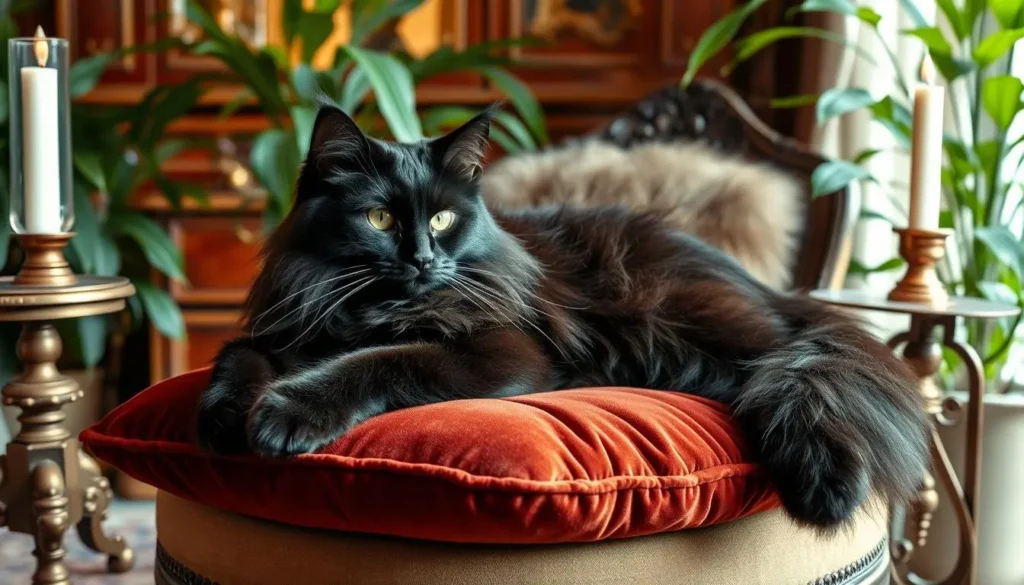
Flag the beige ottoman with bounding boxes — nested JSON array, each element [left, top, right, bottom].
[[154, 491, 890, 585]]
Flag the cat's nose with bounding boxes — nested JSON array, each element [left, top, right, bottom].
[[413, 253, 434, 271]]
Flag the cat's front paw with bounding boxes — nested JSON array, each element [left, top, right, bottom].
[[247, 389, 346, 457]]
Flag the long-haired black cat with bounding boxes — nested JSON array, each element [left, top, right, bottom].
[[197, 104, 929, 529]]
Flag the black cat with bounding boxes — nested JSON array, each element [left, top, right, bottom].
[[197, 104, 929, 529]]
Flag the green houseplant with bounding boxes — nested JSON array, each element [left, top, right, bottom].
[[684, 1, 1024, 578], [179, 0, 548, 227], [684, 0, 1024, 389], [0, 11, 195, 381]]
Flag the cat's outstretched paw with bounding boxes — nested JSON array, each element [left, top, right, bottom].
[[247, 390, 345, 457]]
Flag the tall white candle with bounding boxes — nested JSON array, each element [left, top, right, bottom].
[[20, 27, 61, 234], [908, 56, 945, 230]]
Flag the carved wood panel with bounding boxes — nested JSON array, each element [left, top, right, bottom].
[[55, 0, 153, 102]]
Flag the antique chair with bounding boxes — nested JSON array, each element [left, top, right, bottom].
[[83, 81, 892, 585]]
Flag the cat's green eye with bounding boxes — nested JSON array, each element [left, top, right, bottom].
[[367, 208, 394, 230], [431, 210, 455, 232]]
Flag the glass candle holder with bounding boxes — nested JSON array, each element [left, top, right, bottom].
[[8, 28, 73, 235]]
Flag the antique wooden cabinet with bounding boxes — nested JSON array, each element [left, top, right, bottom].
[[38, 0, 796, 384]]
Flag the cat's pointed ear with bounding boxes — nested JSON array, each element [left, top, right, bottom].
[[432, 103, 500, 181], [307, 99, 369, 170]]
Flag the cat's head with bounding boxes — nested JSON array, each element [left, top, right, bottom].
[[287, 103, 509, 298]]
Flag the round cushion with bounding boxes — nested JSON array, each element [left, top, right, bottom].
[[155, 491, 890, 585], [83, 368, 778, 543]]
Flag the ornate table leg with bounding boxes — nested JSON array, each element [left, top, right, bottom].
[[0, 323, 132, 582], [31, 460, 70, 585], [890, 315, 983, 585], [77, 450, 134, 572]]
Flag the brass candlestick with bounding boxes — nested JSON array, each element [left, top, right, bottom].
[[0, 233, 136, 585], [13, 233, 77, 287], [887, 227, 952, 307]]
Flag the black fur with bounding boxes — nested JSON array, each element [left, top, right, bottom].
[[197, 104, 929, 529]]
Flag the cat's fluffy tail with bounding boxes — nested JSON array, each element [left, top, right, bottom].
[[733, 300, 929, 529]]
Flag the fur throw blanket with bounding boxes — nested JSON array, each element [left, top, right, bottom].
[[480, 140, 804, 290]]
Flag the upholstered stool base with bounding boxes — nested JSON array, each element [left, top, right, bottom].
[[155, 491, 890, 585]]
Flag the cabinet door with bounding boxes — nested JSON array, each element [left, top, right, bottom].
[[167, 217, 264, 306], [150, 310, 243, 383], [487, 0, 736, 105], [55, 0, 154, 103]]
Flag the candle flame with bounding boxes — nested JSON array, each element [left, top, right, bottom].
[[920, 55, 936, 85], [32, 26, 48, 67]]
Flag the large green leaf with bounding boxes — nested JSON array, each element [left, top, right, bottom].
[[134, 281, 185, 340], [976, 226, 1024, 278], [734, 27, 876, 64], [868, 96, 913, 146], [408, 38, 538, 81], [681, 0, 770, 86], [282, 0, 302, 46], [291, 105, 317, 159], [816, 88, 875, 124], [899, 0, 930, 27], [341, 46, 422, 142], [339, 65, 371, 112], [94, 233, 121, 277], [902, 27, 975, 80], [479, 67, 548, 145], [68, 54, 115, 98], [68, 184, 99, 274], [990, 0, 1024, 29], [793, 0, 880, 27], [350, 0, 424, 47], [72, 151, 107, 193], [811, 160, 874, 197], [974, 29, 1024, 69], [420, 106, 475, 135], [249, 128, 301, 211], [76, 315, 109, 368], [936, 0, 969, 40], [982, 75, 1024, 130], [493, 111, 536, 151], [291, 64, 320, 102], [296, 9, 336, 63], [978, 280, 1021, 304], [106, 212, 186, 282]]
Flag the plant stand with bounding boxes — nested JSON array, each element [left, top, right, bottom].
[[810, 288, 1020, 585], [0, 254, 136, 584]]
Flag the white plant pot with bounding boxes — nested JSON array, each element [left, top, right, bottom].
[[907, 391, 1024, 584]]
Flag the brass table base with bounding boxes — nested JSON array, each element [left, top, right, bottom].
[[811, 289, 1020, 585], [0, 273, 136, 585]]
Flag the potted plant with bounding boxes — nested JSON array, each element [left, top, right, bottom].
[[0, 9, 196, 443], [179, 0, 548, 227], [684, 0, 1024, 581]]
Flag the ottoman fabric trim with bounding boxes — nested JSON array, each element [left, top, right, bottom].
[[156, 491, 891, 585]]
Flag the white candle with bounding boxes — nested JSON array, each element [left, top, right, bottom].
[[20, 27, 61, 234], [908, 56, 945, 230]]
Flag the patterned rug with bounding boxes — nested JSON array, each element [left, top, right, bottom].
[[0, 500, 156, 584]]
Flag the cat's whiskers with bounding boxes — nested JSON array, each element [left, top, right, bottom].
[[457, 264, 589, 310], [452, 275, 569, 360], [249, 266, 371, 332], [277, 276, 379, 351], [455, 273, 563, 321], [253, 270, 373, 337], [447, 276, 537, 344]]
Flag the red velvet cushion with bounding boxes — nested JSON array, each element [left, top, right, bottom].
[[81, 368, 779, 544]]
